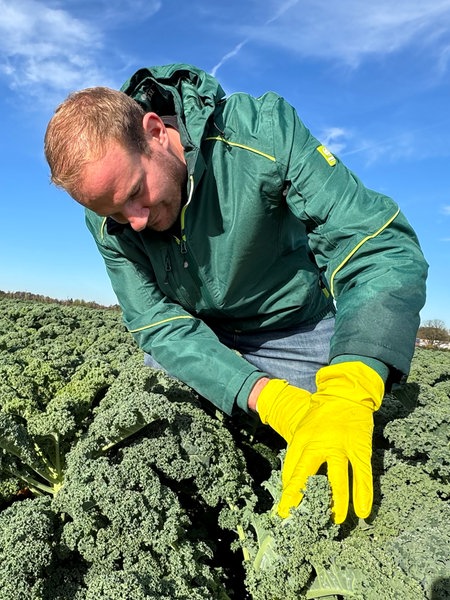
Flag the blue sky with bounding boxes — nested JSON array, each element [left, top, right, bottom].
[[1, 0, 449, 326]]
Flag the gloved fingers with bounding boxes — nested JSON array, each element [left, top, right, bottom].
[[278, 450, 324, 518], [278, 487, 304, 518], [281, 440, 324, 487], [350, 453, 374, 519], [327, 455, 350, 524]]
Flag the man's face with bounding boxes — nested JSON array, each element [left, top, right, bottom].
[[78, 138, 187, 232]]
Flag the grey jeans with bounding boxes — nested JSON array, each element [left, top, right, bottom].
[[144, 315, 335, 393]]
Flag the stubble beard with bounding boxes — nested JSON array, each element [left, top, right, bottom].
[[148, 150, 188, 232]]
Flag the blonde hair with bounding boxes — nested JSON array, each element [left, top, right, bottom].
[[44, 87, 148, 200]]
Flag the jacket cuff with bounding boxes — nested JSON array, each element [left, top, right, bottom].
[[235, 370, 270, 414], [330, 354, 389, 383]]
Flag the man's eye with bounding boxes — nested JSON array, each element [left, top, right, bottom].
[[129, 185, 141, 200]]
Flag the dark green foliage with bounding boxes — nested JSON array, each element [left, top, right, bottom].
[[0, 298, 135, 504], [0, 299, 241, 597], [1, 299, 450, 599], [226, 350, 450, 599], [382, 348, 450, 483], [226, 473, 340, 599], [1, 360, 237, 597], [0, 496, 57, 600]]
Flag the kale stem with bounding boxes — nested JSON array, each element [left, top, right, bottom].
[[4, 467, 57, 496], [53, 432, 62, 479], [33, 440, 60, 481], [227, 501, 251, 562]]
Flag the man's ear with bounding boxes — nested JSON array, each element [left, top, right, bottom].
[[142, 112, 168, 147]]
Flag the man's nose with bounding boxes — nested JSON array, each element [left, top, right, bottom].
[[124, 205, 149, 232]]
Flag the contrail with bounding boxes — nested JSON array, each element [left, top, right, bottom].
[[210, 0, 300, 76], [211, 40, 248, 77]]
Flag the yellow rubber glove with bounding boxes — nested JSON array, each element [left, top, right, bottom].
[[257, 362, 384, 523], [256, 378, 312, 443], [281, 362, 384, 522]]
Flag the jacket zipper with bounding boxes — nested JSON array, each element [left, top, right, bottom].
[[166, 174, 218, 312], [164, 254, 172, 285], [173, 174, 194, 268]]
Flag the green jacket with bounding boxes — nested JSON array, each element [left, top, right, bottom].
[[85, 64, 428, 415]]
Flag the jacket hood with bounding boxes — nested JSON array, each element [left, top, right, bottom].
[[120, 64, 225, 176]]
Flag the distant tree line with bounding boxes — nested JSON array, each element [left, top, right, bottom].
[[1, 290, 448, 347], [0, 290, 119, 311], [417, 319, 450, 347]]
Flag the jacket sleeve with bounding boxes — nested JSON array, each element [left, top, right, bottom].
[[271, 97, 428, 384], [85, 213, 264, 415]]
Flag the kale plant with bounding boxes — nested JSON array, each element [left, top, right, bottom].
[[1, 299, 449, 599], [224, 348, 450, 599], [0, 351, 248, 598]]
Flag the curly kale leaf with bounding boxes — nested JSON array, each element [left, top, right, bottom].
[[54, 435, 230, 598], [87, 361, 251, 507], [306, 562, 363, 598], [229, 473, 339, 600], [384, 384, 450, 482], [407, 348, 450, 387], [0, 355, 239, 599], [374, 460, 450, 595], [0, 496, 57, 599]]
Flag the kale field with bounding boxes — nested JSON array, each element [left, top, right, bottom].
[[0, 296, 449, 599]]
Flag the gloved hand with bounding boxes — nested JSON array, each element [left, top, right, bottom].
[[257, 362, 384, 523], [256, 378, 312, 443]]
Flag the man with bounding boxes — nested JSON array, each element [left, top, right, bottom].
[[44, 64, 428, 524]]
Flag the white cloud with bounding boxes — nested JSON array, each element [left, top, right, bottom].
[[318, 127, 349, 155], [240, 0, 450, 68], [442, 205, 450, 216], [0, 0, 106, 101], [43, 0, 161, 25], [105, 0, 161, 21], [265, 0, 301, 25], [0, 0, 160, 104], [339, 129, 418, 166]]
